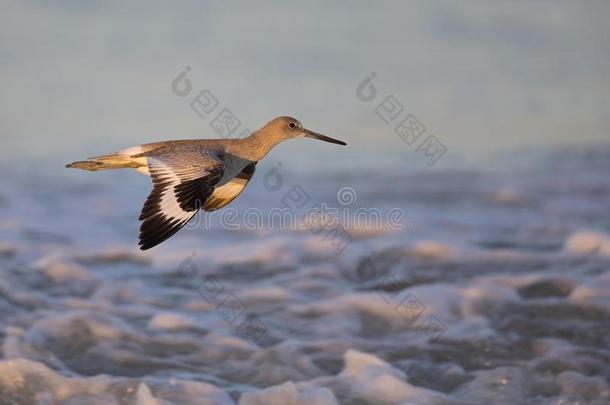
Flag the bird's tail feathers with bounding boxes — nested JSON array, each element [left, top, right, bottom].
[[66, 154, 140, 171]]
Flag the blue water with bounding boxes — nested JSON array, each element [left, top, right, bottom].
[[0, 144, 609, 404]]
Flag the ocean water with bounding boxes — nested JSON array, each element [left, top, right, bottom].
[[0, 145, 609, 404]]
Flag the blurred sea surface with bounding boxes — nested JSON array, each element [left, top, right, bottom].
[[0, 144, 609, 404]]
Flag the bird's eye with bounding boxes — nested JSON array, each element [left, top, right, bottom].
[[288, 122, 296, 129]]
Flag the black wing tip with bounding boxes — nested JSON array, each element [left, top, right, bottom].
[[139, 240, 157, 251], [138, 232, 159, 250], [138, 229, 160, 250], [138, 230, 173, 251], [138, 215, 188, 251]]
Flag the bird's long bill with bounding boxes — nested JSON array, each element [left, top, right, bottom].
[[303, 128, 347, 146]]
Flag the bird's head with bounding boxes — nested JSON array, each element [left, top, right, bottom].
[[262, 116, 347, 146]]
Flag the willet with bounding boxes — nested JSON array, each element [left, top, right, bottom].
[[66, 116, 346, 250]]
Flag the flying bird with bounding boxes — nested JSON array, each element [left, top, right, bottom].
[[66, 116, 346, 250]]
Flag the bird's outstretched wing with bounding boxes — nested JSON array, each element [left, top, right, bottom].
[[138, 149, 225, 250]]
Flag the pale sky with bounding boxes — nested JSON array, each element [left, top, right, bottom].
[[1, 1, 609, 170]]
